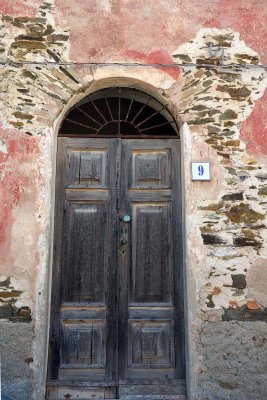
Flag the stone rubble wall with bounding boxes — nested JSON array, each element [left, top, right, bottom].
[[0, 1, 266, 399]]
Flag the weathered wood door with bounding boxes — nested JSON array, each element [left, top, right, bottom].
[[47, 138, 185, 399]]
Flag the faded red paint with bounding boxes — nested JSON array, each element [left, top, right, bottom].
[[0, 0, 40, 17], [240, 90, 267, 158], [204, 0, 267, 63], [0, 150, 8, 166], [52, 0, 267, 65], [3, 0, 265, 66], [0, 177, 14, 265], [7, 136, 40, 159], [123, 50, 180, 80], [0, 127, 41, 265]]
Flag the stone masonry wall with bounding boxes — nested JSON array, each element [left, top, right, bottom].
[[171, 28, 267, 399], [0, 1, 266, 399]]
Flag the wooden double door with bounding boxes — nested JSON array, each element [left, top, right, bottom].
[[47, 138, 185, 399]]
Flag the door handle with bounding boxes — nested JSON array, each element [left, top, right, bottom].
[[120, 215, 131, 245], [122, 214, 131, 223], [121, 226, 127, 245]]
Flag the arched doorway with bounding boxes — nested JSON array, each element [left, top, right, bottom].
[[47, 87, 186, 399]]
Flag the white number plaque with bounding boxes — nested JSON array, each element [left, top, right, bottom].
[[191, 162, 211, 181]]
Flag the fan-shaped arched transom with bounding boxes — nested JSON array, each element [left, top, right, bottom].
[[59, 87, 179, 137]]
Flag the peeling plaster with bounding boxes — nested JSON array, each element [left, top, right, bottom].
[[0, 2, 266, 399], [171, 28, 267, 315]]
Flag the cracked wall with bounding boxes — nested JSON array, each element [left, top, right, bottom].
[[0, 1, 266, 400]]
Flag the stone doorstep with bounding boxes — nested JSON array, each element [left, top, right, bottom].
[[119, 396, 187, 399], [46, 397, 187, 400], [46, 383, 187, 400], [46, 394, 186, 400], [46, 397, 186, 400], [45, 395, 187, 400], [46, 396, 186, 400], [46, 388, 187, 400]]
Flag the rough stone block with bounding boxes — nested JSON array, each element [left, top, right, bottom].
[[0, 321, 33, 400], [198, 321, 267, 400]]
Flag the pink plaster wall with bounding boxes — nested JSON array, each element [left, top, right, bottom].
[[240, 90, 267, 159], [0, 0, 265, 299], [52, 0, 267, 63], [0, 127, 41, 272], [0, 0, 41, 17], [0, 0, 266, 295], [3, 0, 264, 157], [0, 1, 266, 397], [3, 0, 266, 62]]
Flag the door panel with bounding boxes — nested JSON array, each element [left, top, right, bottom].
[[129, 320, 174, 366], [67, 146, 108, 188], [130, 149, 171, 189], [47, 137, 185, 399], [61, 320, 106, 365], [63, 202, 107, 303], [48, 138, 118, 393], [131, 203, 171, 303], [119, 139, 184, 389]]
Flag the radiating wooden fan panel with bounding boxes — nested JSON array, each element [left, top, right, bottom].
[[59, 87, 179, 137]]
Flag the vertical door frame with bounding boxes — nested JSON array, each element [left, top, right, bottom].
[[43, 80, 189, 400], [46, 135, 186, 397]]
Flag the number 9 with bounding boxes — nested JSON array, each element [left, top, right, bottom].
[[198, 165, 204, 176]]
